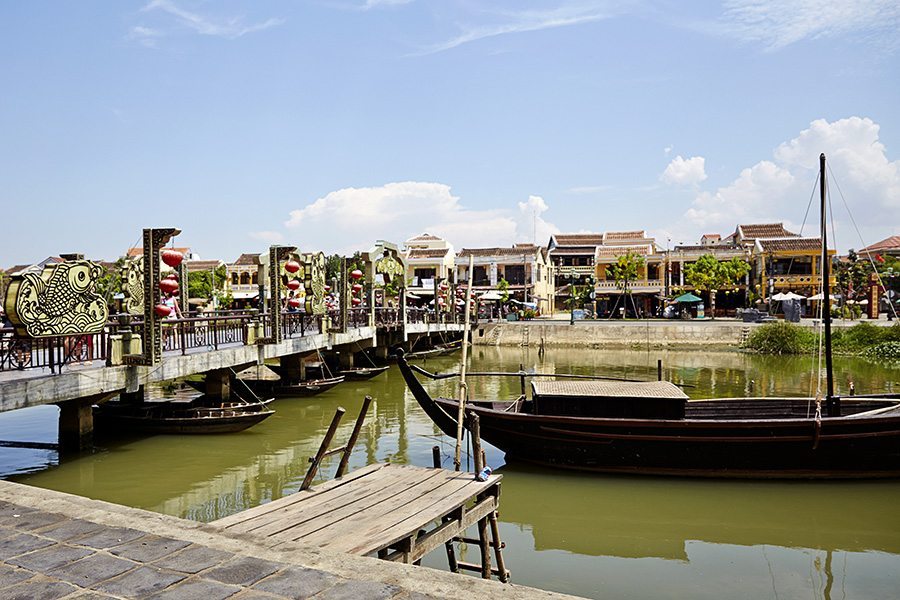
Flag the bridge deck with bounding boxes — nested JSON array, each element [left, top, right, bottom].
[[211, 463, 501, 563]]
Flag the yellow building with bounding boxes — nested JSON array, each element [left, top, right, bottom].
[[456, 244, 554, 315]]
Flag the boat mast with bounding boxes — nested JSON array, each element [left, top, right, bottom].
[[820, 153, 838, 416]]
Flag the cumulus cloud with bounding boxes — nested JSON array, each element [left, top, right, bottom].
[[282, 182, 559, 253], [250, 230, 285, 244], [719, 0, 900, 51], [661, 155, 708, 186], [681, 116, 900, 247]]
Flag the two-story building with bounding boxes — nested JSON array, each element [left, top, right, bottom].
[[456, 244, 554, 315], [593, 231, 665, 317], [547, 233, 603, 309], [225, 253, 262, 308], [403, 233, 455, 300], [668, 235, 750, 316]]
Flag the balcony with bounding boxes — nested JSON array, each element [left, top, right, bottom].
[[595, 279, 663, 293], [768, 274, 836, 288], [555, 265, 594, 276]]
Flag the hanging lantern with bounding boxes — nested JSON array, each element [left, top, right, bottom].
[[439, 281, 449, 290], [154, 304, 172, 317], [159, 278, 179, 294], [161, 249, 184, 268], [284, 260, 300, 274], [351, 297, 362, 306], [288, 297, 301, 309], [324, 285, 332, 293], [166, 273, 178, 280], [350, 269, 363, 280], [287, 279, 301, 291], [437, 297, 445, 306], [352, 283, 363, 293]]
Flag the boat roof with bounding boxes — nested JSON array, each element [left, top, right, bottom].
[[532, 380, 688, 399]]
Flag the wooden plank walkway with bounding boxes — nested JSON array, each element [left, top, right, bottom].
[[211, 463, 502, 565]]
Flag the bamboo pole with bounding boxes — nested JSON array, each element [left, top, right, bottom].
[[454, 255, 474, 471]]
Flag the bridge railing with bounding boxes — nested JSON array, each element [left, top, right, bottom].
[[375, 307, 402, 329], [281, 312, 323, 339], [0, 327, 110, 373]]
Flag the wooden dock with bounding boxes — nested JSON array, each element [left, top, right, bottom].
[[211, 462, 505, 573]]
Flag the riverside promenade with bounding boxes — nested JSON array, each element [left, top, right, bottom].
[[0, 480, 575, 600]]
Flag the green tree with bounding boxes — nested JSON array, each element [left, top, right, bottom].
[[607, 251, 644, 316], [497, 277, 510, 303], [95, 258, 126, 304], [684, 255, 750, 319], [188, 265, 227, 302]]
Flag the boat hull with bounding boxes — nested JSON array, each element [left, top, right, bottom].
[[440, 398, 900, 478]]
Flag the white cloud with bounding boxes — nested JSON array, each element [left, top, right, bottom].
[[140, 0, 283, 40], [719, 0, 900, 51], [128, 26, 164, 48], [281, 182, 559, 253], [680, 117, 900, 248], [250, 231, 285, 244], [661, 155, 707, 186], [421, 2, 626, 54]]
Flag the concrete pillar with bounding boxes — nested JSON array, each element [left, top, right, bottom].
[[205, 369, 231, 400], [120, 386, 144, 404], [57, 393, 112, 454], [279, 354, 305, 382], [374, 345, 390, 361], [339, 351, 354, 370]]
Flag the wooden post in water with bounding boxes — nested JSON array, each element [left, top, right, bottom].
[[301, 407, 345, 491], [657, 359, 663, 381], [454, 255, 475, 471], [335, 396, 372, 478]]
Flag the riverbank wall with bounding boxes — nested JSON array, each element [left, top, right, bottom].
[[474, 320, 748, 349]]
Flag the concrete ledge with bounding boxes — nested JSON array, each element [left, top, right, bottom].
[[0, 480, 578, 599]]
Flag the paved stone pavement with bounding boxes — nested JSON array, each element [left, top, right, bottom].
[[0, 482, 579, 600]]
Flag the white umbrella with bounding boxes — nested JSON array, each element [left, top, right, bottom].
[[771, 292, 789, 301], [808, 292, 837, 300], [784, 292, 806, 300]]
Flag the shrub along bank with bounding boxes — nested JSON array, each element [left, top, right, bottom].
[[743, 322, 900, 362]]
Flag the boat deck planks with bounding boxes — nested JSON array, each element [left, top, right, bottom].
[[211, 463, 501, 560]]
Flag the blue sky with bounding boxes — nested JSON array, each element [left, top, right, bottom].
[[2, 1, 899, 265]]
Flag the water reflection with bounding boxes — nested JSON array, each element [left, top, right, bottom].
[[3, 347, 900, 599]]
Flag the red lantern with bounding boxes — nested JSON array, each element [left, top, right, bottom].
[[166, 273, 178, 280], [287, 279, 301, 291], [284, 260, 300, 273], [440, 282, 449, 290], [154, 304, 172, 317], [350, 269, 363, 280], [161, 249, 183, 268], [352, 283, 363, 293], [288, 297, 301, 308], [159, 278, 179, 294], [324, 285, 332, 293], [351, 297, 362, 306]]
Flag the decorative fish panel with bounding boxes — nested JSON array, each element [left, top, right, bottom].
[[3, 260, 109, 338]]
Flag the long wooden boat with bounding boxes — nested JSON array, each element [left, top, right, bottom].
[[94, 392, 274, 434], [245, 375, 345, 398], [339, 365, 389, 380], [397, 352, 900, 478]]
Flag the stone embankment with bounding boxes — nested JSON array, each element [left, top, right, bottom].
[[0, 480, 579, 600], [474, 320, 749, 349]]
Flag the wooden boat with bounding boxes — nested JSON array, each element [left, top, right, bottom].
[[397, 155, 900, 479], [245, 375, 346, 398], [94, 391, 274, 434], [339, 365, 389, 380]]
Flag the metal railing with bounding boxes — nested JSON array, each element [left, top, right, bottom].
[[1, 327, 110, 373]]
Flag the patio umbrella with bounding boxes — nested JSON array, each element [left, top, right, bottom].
[[783, 292, 806, 300], [675, 292, 702, 303], [771, 292, 789, 301], [808, 292, 837, 300]]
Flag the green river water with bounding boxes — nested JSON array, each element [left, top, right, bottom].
[[2, 347, 900, 599]]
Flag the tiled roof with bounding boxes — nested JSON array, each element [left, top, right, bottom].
[[407, 248, 449, 259], [185, 260, 224, 272], [5, 264, 31, 275], [553, 233, 603, 246], [458, 245, 538, 258], [407, 233, 442, 242], [232, 253, 260, 266], [127, 246, 191, 258], [757, 237, 822, 252], [603, 231, 646, 242], [738, 223, 798, 240], [596, 244, 653, 258], [860, 235, 900, 253], [701, 233, 721, 240]]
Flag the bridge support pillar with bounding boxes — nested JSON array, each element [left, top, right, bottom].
[[338, 351, 354, 370], [120, 386, 144, 404], [205, 369, 231, 400], [279, 354, 305, 383], [374, 345, 390, 361], [57, 393, 112, 454]]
